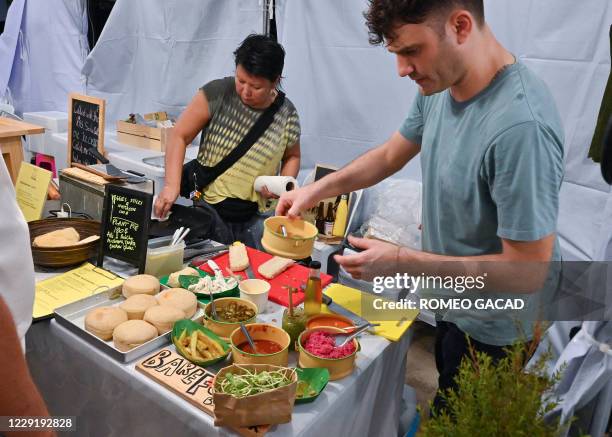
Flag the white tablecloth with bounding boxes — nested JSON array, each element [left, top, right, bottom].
[[26, 300, 412, 437]]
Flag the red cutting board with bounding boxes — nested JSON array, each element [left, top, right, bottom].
[[193, 247, 332, 307]]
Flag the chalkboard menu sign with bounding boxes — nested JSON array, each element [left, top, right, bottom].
[[314, 164, 337, 182], [68, 93, 106, 166], [98, 185, 152, 273]]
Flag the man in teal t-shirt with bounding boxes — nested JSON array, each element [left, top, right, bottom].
[[399, 59, 564, 346], [276, 0, 564, 412]]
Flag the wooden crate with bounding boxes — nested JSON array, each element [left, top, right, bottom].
[[116, 120, 170, 151]]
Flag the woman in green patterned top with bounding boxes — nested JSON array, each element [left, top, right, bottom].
[[154, 34, 301, 247]]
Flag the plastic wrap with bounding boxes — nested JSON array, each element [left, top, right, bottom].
[[359, 179, 422, 250]]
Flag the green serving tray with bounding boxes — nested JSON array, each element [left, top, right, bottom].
[[295, 367, 330, 404], [160, 269, 239, 302], [171, 319, 230, 367]]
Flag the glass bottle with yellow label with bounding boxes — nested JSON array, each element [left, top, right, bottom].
[[304, 261, 322, 316]]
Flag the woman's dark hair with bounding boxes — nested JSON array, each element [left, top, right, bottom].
[[234, 34, 285, 82], [365, 0, 485, 45]]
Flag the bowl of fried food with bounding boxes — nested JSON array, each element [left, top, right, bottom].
[[172, 319, 230, 366]]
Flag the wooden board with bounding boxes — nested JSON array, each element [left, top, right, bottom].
[[117, 130, 166, 151], [71, 163, 126, 182], [1, 136, 25, 184], [68, 93, 106, 166], [0, 116, 45, 138], [117, 120, 163, 140], [136, 349, 269, 437], [0, 117, 45, 184]]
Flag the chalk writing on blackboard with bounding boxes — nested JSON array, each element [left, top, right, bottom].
[[98, 185, 151, 273], [68, 93, 106, 166]]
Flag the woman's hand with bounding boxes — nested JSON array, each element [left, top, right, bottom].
[[154, 185, 179, 219], [259, 185, 280, 200]]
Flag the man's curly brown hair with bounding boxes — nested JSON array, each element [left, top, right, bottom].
[[364, 0, 485, 45]]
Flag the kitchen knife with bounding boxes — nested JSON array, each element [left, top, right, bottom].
[[189, 250, 228, 266], [185, 245, 229, 262], [322, 294, 370, 327], [80, 145, 131, 180]]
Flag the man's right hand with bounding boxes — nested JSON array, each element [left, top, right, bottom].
[[275, 185, 319, 218], [154, 185, 179, 219]]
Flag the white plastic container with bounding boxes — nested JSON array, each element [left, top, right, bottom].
[[144, 238, 185, 278], [23, 111, 69, 133]]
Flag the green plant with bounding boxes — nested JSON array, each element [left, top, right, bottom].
[[420, 328, 570, 437]]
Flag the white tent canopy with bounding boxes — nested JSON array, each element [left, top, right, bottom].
[[1, 1, 611, 434], [0, 0, 88, 114], [83, 0, 265, 123]]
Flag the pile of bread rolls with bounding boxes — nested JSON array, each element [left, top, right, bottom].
[[84, 274, 197, 352], [32, 227, 100, 248]]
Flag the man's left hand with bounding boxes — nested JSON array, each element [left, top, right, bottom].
[[334, 235, 411, 281]]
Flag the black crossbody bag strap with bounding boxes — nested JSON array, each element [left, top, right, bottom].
[[198, 91, 285, 186], [180, 90, 286, 199]]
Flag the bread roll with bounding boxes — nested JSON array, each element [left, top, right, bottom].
[[122, 274, 160, 298], [257, 256, 295, 279], [144, 305, 185, 334], [156, 288, 197, 318], [119, 294, 158, 320], [84, 306, 128, 341], [112, 320, 158, 352], [229, 242, 249, 271], [33, 227, 80, 248], [167, 267, 199, 288]]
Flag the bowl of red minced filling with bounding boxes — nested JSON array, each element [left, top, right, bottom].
[[297, 327, 359, 381]]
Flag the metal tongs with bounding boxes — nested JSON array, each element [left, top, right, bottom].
[[332, 322, 380, 348]]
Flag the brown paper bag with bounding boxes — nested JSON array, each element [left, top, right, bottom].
[[213, 364, 297, 428]]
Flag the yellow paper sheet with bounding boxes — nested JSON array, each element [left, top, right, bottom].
[[33, 263, 124, 319], [15, 162, 52, 222], [323, 284, 419, 342]]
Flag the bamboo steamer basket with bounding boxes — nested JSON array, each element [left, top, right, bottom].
[[28, 218, 100, 267], [297, 326, 359, 381], [202, 297, 258, 340], [230, 323, 290, 366], [261, 216, 318, 259]]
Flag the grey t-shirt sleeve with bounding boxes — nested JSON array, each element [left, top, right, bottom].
[[481, 121, 564, 241], [398, 94, 424, 145], [200, 77, 233, 118], [282, 103, 301, 150]]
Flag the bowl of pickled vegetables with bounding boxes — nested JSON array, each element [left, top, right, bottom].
[[202, 297, 257, 339]]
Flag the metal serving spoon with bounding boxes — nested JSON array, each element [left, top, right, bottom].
[[332, 322, 379, 348], [240, 323, 258, 354]]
